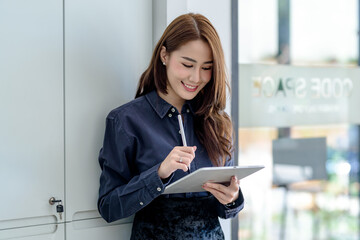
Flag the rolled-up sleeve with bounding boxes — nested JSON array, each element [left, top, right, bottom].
[[97, 116, 166, 223]]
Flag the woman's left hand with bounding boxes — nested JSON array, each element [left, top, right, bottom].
[[202, 176, 240, 205]]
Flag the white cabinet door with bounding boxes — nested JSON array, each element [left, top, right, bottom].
[[65, 217, 133, 240], [0, 0, 65, 235], [0, 223, 65, 240], [64, 0, 152, 225]]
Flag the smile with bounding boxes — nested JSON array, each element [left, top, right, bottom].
[[181, 82, 198, 92]]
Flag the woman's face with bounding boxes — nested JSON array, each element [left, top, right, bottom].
[[160, 39, 213, 110]]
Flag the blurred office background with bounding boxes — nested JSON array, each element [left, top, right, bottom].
[[237, 0, 360, 239]]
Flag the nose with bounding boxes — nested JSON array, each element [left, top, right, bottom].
[[189, 68, 201, 83]]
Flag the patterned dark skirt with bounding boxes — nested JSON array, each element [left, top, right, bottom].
[[130, 196, 224, 240]]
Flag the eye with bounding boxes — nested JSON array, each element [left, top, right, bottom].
[[182, 63, 193, 68], [202, 66, 212, 71]]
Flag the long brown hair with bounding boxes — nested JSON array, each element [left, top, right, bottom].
[[135, 13, 233, 166]]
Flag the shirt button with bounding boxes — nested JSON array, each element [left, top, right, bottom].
[[157, 187, 162, 192], [171, 108, 175, 112], [168, 113, 172, 117], [139, 202, 144, 206]]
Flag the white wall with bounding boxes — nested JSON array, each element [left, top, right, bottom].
[[0, 1, 64, 238], [1, 0, 235, 239], [0, 0, 152, 239], [64, 0, 152, 239]]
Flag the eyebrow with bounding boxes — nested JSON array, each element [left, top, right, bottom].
[[181, 56, 213, 64]]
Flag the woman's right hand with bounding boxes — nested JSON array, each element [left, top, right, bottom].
[[157, 146, 197, 179]]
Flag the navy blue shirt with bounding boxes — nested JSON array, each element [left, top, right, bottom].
[[97, 90, 244, 223]]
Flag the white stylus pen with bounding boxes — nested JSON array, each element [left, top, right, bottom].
[[177, 114, 190, 170]]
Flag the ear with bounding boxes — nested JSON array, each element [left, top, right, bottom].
[[160, 46, 168, 64]]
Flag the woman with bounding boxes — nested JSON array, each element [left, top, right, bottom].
[[98, 13, 244, 239]]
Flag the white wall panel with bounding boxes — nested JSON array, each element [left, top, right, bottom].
[[64, 0, 153, 223], [65, 217, 133, 240], [0, 223, 64, 240], [0, 0, 64, 230]]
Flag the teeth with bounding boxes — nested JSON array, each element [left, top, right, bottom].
[[184, 83, 196, 89]]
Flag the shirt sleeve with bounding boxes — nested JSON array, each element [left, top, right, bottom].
[[97, 116, 170, 223], [214, 157, 245, 219], [216, 188, 244, 219]]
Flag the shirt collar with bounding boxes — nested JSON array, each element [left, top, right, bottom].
[[145, 90, 196, 118], [185, 100, 195, 114], [145, 90, 173, 119]]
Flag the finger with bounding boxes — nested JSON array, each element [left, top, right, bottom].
[[175, 151, 195, 168], [192, 146, 197, 155], [226, 177, 240, 202], [175, 162, 188, 172], [170, 155, 188, 171], [203, 185, 228, 204], [175, 146, 196, 158], [176, 156, 192, 167], [229, 176, 240, 191], [205, 182, 238, 202], [203, 182, 227, 195], [177, 152, 195, 162]]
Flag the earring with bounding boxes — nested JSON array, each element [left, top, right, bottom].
[[162, 62, 166, 66]]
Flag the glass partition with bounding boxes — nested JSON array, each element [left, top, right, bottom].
[[237, 1, 360, 239], [238, 125, 359, 239]]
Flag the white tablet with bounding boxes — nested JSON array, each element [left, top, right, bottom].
[[163, 165, 264, 194]]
